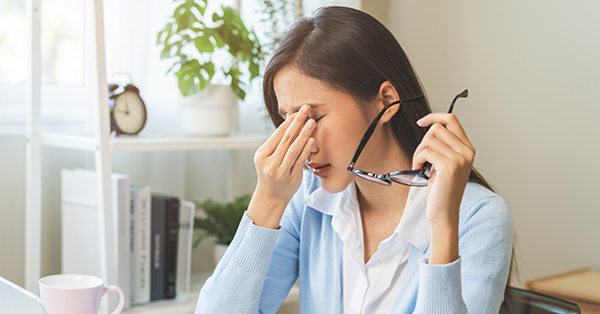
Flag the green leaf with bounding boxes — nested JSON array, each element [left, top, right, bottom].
[[203, 61, 216, 80], [233, 86, 246, 100], [193, 36, 214, 53], [249, 60, 259, 79], [192, 1, 206, 16], [193, 194, 251, 245], [176, 74, 192, 96], [160, 45, 173, 59]]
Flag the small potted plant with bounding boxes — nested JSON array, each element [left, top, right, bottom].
[[193, 194, 251, 264], [157, 0, 264, 136]]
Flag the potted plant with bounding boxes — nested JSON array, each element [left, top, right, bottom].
[[193, 194, 251, 264], [157, 0, 264, 136]]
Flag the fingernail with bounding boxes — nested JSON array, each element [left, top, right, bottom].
[[308, 138, 315, 146], [416, 118, 424, 125], [302, 105, 310, 113], [306, 119, 315, 128]]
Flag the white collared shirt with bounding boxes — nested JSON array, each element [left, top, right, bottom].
[[303, 182, 430, 314]]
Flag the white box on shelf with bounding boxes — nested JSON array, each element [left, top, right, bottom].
[[61, 168, 131, 310]]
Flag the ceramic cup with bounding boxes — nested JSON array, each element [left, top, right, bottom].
[[39, 274, 124, 314]]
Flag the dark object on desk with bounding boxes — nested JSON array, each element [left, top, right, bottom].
[[150, 193, 180, 301], [501, 287, 581, 314]]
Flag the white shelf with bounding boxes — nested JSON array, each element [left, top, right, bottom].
[[40, 132, 266, 152], [122, 272, 300, 314]]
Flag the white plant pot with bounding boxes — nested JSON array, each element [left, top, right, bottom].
[[180, 85, 238, 136], [214, 243, 229, 266]]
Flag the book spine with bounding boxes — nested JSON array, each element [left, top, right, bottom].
[[129, 188, 137, 305], [164, 197, 180, 299], [177, 200, 196, 298], [133, 187, 152, 304], [150, 195, 167, 301]]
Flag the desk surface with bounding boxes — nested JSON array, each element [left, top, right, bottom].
[[123, 272, 300, 314], [526, 268, 600, 305]]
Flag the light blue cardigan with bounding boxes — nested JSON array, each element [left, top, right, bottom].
[[195, 172, 513, 314]]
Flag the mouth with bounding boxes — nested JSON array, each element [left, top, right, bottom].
[[307, 162, 331, 176]]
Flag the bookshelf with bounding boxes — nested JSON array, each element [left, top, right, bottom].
[[39, 132, 266, 152], [24, 0, 268, 313]]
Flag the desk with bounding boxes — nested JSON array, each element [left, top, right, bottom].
[[526, 269, 600, 314], [123, 272, 300, 314]]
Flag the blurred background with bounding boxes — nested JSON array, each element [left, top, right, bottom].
[[1, 0, 599, 312]]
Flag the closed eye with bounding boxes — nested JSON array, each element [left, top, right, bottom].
[[314, 115, 325, 123]]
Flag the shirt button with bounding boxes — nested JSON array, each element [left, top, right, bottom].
[[359, 277, 367, 285]]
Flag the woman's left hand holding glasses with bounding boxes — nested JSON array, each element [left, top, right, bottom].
[[412, 113, 476, 265]]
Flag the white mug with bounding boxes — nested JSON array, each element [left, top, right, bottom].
[[39, 274, 124, 314]]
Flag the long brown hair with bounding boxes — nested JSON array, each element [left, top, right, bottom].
[[263, 6, 513, 310]]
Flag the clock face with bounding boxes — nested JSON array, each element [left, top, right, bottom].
[[113, 91, 146, 134]]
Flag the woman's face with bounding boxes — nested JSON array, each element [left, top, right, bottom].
[[273, 65, 374, 193]]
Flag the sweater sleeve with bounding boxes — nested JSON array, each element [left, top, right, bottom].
[[414, 195, 514, 314], [194, 212, 281, 314], [195, 174, 311, 314]]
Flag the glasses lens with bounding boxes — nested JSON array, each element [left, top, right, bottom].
[[390, 174, 428, 187], [352, 171, 391, 186]]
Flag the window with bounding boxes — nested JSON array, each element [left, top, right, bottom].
[[0, 0, 86, 134]]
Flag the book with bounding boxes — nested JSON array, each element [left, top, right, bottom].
[[165, 197, 180, 299], [175, 200, 195, 302], [150, 193, 180, 301], [130, 186, 151, 305], [150, 194, 167, 301], [61, 169, 131, 310]]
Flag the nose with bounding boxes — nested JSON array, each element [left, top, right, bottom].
[[309, 138, 319, 154]]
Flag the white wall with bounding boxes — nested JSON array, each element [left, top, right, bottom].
[[0, 0, 267, 287], [389, 1, 600, 286]]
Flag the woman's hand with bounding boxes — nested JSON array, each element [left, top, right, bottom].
[[412, 113, 475, 264], [247, 105, 316, 229]]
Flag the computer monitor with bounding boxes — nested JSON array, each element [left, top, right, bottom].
[[0, 276, 46, 314]]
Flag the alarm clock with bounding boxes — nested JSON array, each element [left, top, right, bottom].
[[108, 83, 147, 135]]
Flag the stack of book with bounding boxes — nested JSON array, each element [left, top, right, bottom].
[[60, 169, 195, 311]]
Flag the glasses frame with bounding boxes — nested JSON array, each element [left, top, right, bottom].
[[347, 89, 469, 187]]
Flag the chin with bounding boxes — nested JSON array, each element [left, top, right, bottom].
[[316, 173, 354, 194]]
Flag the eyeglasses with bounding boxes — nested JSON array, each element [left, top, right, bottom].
[[347, 89, 469, 187]]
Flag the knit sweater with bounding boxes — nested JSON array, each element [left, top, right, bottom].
[[195, 172, 513, 314]]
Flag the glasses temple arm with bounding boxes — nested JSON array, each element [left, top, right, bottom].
[[348, 101, 399, 167], [348, 95, 425, 169], [448, 89, 468, 114]]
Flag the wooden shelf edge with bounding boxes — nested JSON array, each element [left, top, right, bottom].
[[40, 132, 96, 151], [38, 132, 267, 152], [110, 133, 266, 152]]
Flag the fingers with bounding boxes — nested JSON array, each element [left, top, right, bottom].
[[281, 119, 316, 171], [255, 112, 298, 158], [413, 113, 475, 171], [272, 105, 313, 160], [413, 135, 473, 171], [255, 105, 312, 159], [291, 137, 315, 174], [417, 113, 472, 148]]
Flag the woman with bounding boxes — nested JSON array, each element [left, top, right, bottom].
[[196, 6, 513, 314]]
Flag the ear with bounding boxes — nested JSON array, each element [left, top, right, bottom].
[[377, 81, 401, 124]]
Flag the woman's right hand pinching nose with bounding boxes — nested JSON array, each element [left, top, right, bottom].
[[247, 105, 316, 229]]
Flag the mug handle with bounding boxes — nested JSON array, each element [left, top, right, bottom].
[[103, 285, 125, 314]]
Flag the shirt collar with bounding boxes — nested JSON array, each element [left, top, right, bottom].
[[396, 186, 430, 252], [302, 182, 431, 253]]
